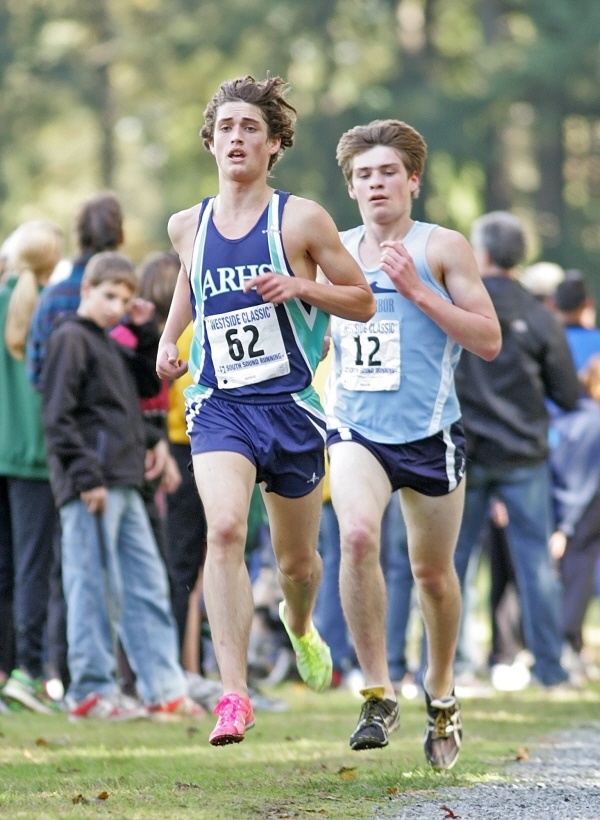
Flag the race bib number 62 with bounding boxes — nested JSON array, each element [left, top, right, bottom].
[[205, 304, 290, 389]]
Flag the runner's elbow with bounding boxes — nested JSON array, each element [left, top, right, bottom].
[[481, 334, 502, 361], [356, 291, 376, 322]]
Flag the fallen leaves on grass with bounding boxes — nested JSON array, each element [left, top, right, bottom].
[[34, 736, 70, 748], [22, 736, 72, 762], [72, 791, 109, 804], [440, 805, 461, 818], [336, 766, 356, 780], [262, 804, 305, 818]]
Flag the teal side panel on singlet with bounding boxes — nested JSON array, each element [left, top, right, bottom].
[[265, 195, 330, 378]]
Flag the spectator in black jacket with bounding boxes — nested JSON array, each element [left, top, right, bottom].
[[453, 211, 580, 690], [41, 252, 203, 721]]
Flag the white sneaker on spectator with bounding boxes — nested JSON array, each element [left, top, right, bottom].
[[490, 662, 531, 692], [68, 691, 148, 722], [454, 672, 494, 699], [185, 672, 222, 711]]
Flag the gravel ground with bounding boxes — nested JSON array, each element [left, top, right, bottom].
[[381, 724, 600, 819]]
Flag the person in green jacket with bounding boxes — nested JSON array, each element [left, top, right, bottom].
[[0, 220, 64, 713]]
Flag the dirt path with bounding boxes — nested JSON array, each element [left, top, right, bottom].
[[382, 724, 600, 819]]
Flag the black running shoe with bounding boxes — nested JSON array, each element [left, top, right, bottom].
[[350, 686, 400, 751], [423, 689, 462, 770]]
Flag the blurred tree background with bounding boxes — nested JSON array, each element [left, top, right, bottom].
[[2, 0, 600, 289]]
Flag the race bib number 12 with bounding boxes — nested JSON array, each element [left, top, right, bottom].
[[339, 319, 401, 391]]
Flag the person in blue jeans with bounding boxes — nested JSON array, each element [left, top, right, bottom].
[[454, 211, 580, 689], [41, 252, 201, 721]]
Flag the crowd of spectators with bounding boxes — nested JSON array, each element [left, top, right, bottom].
[[1, 193, 599, 727]]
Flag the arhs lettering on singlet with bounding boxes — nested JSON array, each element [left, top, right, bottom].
[[203, 263, 273, 297]]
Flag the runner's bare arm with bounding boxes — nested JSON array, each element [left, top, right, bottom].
[[381, 228, 501, 361], [244, 198, 375, 322], [156, 210, 197, 379]]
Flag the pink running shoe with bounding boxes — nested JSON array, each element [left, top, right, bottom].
[[209, 693, 255, 746]]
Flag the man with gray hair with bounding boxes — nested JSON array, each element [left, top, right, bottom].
[[453, 211, 580, 690]]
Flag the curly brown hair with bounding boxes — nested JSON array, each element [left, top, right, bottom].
[[200, 75, 296, 171]]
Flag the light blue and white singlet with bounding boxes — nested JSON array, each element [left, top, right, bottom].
[[325, 221, 462, 444]]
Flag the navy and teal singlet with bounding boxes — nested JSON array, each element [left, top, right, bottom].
[[183, 190, 329, 413]]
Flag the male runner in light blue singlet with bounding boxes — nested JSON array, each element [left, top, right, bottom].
[[326, 119, 501, 769], [156, 76, 375, 746]]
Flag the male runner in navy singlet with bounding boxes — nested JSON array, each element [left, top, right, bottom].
[[156, 75, 375, 746]]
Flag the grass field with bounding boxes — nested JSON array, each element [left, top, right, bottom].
[[1, 670, 600, 820]]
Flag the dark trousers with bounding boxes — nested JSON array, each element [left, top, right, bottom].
[[166, 443, 207, 654], [0, 479, 15, 676], [560, 489, 600, 653], [45, 526, 69, 685], [486, 521, 524, 665], [0, 476, 57, 679]]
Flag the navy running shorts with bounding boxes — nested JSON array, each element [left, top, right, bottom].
[[327, 421, 466, 497], [186, 394, 326, 498]]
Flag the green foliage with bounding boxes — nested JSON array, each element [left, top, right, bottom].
[[1, 0, 600, 293]]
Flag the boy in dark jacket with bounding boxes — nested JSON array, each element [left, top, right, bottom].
[[41, 252, 202, 721]]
